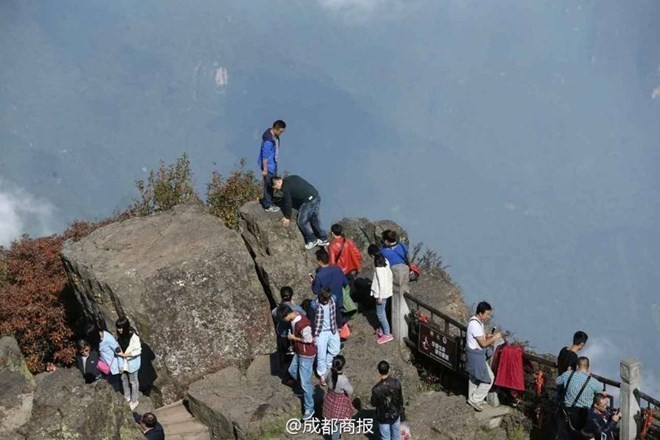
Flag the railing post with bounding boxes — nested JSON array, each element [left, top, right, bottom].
[[620, 358, 641, 440], [392, 290, 409, 348]]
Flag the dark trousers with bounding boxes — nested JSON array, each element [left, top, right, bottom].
[[261, 171, 275, 208]]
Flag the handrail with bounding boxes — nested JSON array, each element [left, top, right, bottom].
[[404, 292, 622, 388], [403, 292, 467, 330], [635, 389, 660, 409]]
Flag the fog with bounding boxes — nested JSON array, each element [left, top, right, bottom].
[[1, 0, 658, 395]]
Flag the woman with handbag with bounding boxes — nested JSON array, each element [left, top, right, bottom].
[[116, 317, 142, 410], [323, 355, 356, 440], [85, 323, 122, 392]]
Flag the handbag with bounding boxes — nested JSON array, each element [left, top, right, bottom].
[[342, 284, 357, 313], [97, 358, 111, 375], [339, 323, 351, 339], [393, 244, 420, 282]]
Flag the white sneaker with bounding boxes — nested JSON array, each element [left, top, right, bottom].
[[317, 239, 329, 247], [264, 206, 280, 213], [304, 239, 321, 250], [129, 401, 139, 411]]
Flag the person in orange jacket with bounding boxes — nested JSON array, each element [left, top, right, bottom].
[[327, 224, 362, 281]]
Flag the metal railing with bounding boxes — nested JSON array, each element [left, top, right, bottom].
[[402, 291, 660, 439]]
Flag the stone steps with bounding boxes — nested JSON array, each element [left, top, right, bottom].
[[154, 400, 210, 440], [474, 403, 511, 429]]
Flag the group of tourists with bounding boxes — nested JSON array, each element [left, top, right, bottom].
[[71, 318, 163, 440], [271, 225, 411, 440], [259, 120, 415, 439], [464, 302, 619, 440]]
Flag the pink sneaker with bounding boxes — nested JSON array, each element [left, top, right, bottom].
[[377, 334, 394, 344]]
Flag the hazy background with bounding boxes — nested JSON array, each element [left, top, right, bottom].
[[2, 0, 659, 397]]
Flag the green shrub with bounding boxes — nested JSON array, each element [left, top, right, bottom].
[[207, 159, 262, 229], [133, 153, 200, 215]]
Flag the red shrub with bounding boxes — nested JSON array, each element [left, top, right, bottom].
[[0, 217, 117, 373]]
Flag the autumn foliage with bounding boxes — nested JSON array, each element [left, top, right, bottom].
[[0, 154, 258, 373], [0, 219, 114, 373]]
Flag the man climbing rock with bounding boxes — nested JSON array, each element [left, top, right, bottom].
[[257, 119, 286, 212], [271, 174, 329, 250]]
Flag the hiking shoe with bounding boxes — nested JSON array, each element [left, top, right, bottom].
[[302, 409, 315, 420], [264, 206, 280, 213], [377, 334, 394, 345], [282, 377, 298, 388], [304, 239, 321, 250], [317, 239, 330, 247], [467, 399, 484, 412]]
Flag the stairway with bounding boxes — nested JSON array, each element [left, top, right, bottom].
[[153, 400, 210, 440]]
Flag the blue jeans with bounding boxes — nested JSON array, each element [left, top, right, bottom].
[[297, 197, 327, 244], [288, 354, 314, 413], [378, 416, 401, 440], [261, 171, 275, 208], [375, 298, 391, 335], [315, 330, 340, 377], [330, 421, 340, 440]]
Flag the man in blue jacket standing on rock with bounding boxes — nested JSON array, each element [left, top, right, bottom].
[[258, 120, 286, 212]]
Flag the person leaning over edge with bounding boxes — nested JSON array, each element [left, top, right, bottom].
[[465, 301, 502, 412], [271, 174, 329, 250], [258, 119, 286, 212]]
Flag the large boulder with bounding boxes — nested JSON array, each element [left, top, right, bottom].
[[24, 368, 143, 440], [0, 337, 35, 437], [0, 337, 35, 386], [61, 205, 275, 402], [239, 202, 320, 304], [0, 371, 34, 436], [187, 355, 300, 440]]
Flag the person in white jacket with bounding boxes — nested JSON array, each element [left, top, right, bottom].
[[368, 245, 394, 345], [115, 317, 142, 410]]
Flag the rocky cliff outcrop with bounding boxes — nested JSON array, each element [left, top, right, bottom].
[[61, 205, 275, 402], [0, 336, 143, 440]]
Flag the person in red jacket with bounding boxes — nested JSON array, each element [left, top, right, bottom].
[[327, 224, 362, 281]]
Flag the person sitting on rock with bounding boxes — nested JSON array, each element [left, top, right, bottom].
[[133, 412, 165, 440], [85, 323, 122, 393], [75, 338, 101, 384], [323, 355, 355, 440], [278, 303, 317, 421], [370, 360, 405, 440], [368, 245, 394, 345], [328, 223, 362, 282], [312, 248, 347, 324], [116, 317, 142, 411], [314, 288, 340, 386], [270, 175, 329, 250], [272, 286, 306, 370]]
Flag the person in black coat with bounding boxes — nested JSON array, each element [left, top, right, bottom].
[[133, 412, 165, 440], [75, 339, 101, 384]]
